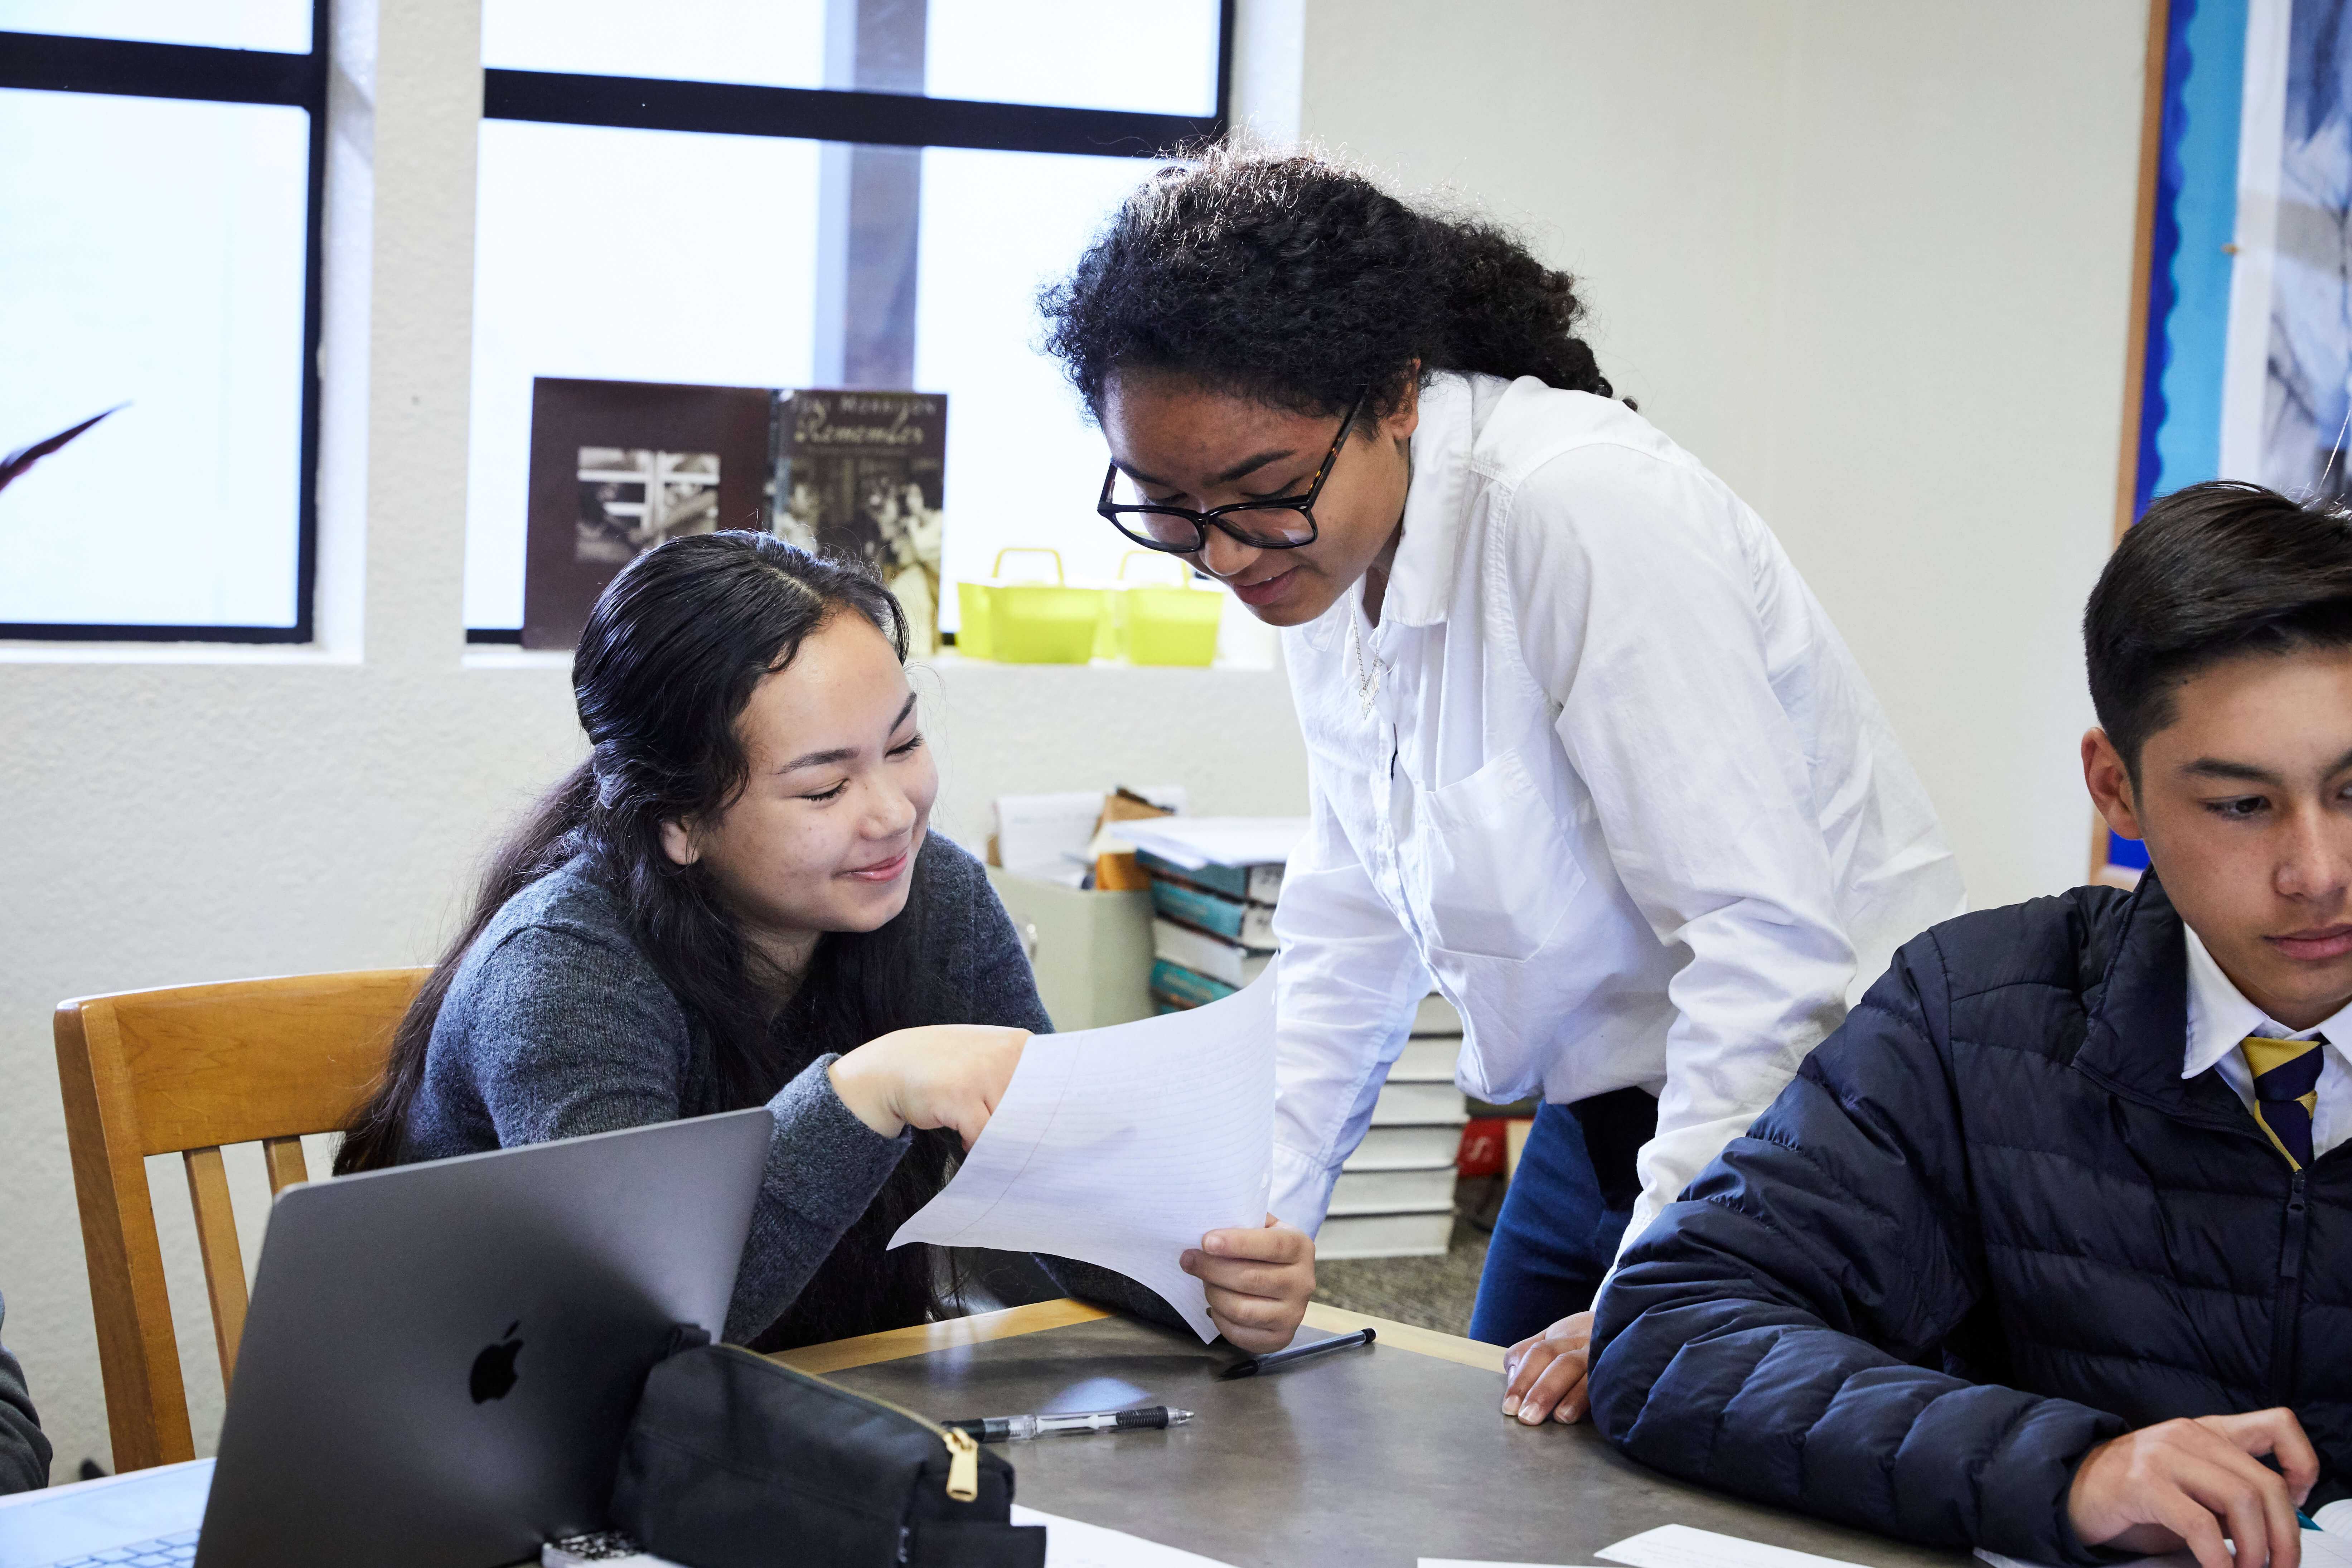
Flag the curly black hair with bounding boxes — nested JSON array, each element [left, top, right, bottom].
[[1039, 147, 1615, 422]]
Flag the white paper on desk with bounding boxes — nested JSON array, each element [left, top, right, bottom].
[[1011, 1505, 1238, 1567], [1980, 1531, 2352, 1568], [1599, 1524, 1872, 1568], [888, 966, 1277, 1341], [1977, 1552, 2190, 1568]]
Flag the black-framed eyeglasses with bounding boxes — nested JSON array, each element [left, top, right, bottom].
[[1097, 394, 1366, 554]]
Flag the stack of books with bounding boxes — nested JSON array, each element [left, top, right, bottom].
[[1118, 815, 1469, 1260], [1139, 849, 1281, 1011], [1318, 993, 1467, 1260]]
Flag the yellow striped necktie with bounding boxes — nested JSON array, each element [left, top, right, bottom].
[[2240, 1035, 2324, 1169]]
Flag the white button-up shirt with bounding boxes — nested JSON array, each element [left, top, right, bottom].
[[1269, 373, 1966, 1257], [2183, 924, 2350, 1160]]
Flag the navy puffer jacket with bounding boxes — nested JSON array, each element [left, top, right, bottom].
[[1589, 875, 2348, 1563]]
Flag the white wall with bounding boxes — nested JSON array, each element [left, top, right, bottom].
[[0, 0, 2148, 1482], [1299, 0, 2147, 909]]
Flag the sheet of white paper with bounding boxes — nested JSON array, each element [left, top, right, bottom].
[[1978, 1532, 2351, 1568], [2320, 1503, 2352, 1536], [1010, 1505, 1238, 1568], [1117, 816, 1306, 870], [1604, 1522, 2349, 1568], [889, 967, 1278, 1341], [1418, 1560, 1573, 1567], [1978, 1552, 2190, 1568], [1598, 1524, 1872, 1568]]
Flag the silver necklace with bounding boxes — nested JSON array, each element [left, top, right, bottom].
[[1346, 613, 1381, 715]]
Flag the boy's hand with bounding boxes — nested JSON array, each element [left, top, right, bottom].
[[1183, 1215, 1314, 1353], [1501, 1311, 1593, 1424], [2068, 1409, 2318, 1568]]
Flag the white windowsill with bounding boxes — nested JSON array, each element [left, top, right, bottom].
[[921, 650, 1279, 674], [460, 645, 572, 671], [0, 640, 361, 667]]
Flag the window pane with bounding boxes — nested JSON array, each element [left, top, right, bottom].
[[478, 0, 1218, 116], [0, 88, 308, 629], [480, 0, 824, 90], [466, 120, 822, 630], [925, 0, 1219, 117], [913, 146, 1155, 628], [0, 0, 310, 53]]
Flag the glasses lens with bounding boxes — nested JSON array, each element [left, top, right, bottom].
[[1218, 505, 1316, 548], [1103, 508, 1200, 551], [1103, 471, 1202, 550]]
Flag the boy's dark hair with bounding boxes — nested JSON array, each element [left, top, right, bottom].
[[2085, 479, 2352, 776]]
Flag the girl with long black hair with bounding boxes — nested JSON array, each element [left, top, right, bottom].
[[1042, 149, 1964, 1421], [337, 532, 1313, 1352]]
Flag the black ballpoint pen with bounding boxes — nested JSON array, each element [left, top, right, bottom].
[[1218, 1325, 1376, 1379], [945, 1405, 1194, 1442]]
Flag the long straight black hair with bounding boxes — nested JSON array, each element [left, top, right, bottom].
[[338, 531, 964, 1347]]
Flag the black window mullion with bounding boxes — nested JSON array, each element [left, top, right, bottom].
[[0, 10, 328, 642], [1214, 0, 1237, 140], [483, 70, 1220, 159], [0, 29, 318, 106], [286, 0, 329, 645]]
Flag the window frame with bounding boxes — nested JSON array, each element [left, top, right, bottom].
[[462, 1, 1234, 643], [0, 9, 330, 643]]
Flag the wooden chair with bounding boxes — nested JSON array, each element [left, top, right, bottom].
[[53, 968, 427, 1470]]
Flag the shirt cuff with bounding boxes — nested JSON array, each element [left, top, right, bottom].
[[1270, 1141, 1337, 1234], [763, 1053, 913, 1229]]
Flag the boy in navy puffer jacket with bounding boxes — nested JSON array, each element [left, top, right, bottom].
[[1582, 481, 2350, 1568]]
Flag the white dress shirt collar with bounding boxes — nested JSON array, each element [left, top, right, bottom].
[[2181, 923, 2347, 1078], [1376, 372, 1480, 631]]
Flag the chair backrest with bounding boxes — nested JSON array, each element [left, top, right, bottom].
[[53, 968, 427, 1470]]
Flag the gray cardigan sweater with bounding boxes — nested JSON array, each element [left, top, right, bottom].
[[401, 835, 1161, 1342], [1, 1292, 49, 1492]]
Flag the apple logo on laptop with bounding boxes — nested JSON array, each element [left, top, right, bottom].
[[470, 1321, 523, 1404]]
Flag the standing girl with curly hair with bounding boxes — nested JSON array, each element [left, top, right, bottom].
[[1042, 149, 1965, 1423]]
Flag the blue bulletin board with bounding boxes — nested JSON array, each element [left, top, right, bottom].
[[2105, 0, 2352, 879]]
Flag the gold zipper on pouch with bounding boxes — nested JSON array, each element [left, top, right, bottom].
[[942, 1427, 979, 1502], [751, 1349, 981, 1503]]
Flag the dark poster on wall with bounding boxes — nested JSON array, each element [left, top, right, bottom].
[[772, 389, 946, 657], [522, 377, 774, 650]]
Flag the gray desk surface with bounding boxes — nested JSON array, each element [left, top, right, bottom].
[[806, 1304, 1972, 1568]]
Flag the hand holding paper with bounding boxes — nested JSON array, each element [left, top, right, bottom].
[[889, 968, 1283, 1342], [1180, 1214, 1313, 1351]]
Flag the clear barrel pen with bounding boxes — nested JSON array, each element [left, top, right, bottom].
[[944, 1405, 1194, 1442]]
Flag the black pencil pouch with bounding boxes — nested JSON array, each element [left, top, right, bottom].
[[609, 1341, 1045, 1568]]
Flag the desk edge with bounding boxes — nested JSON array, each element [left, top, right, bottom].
[[773, 1299, 1506, 1376], [770, 1298, 1112, 1373], [1302, 1302, 1505, 1373]]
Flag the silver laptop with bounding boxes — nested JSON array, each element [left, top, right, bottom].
[[0, 1108, 770, 1568]]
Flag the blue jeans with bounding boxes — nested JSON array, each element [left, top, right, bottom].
[[1467, 1089, 1657, 1347]]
